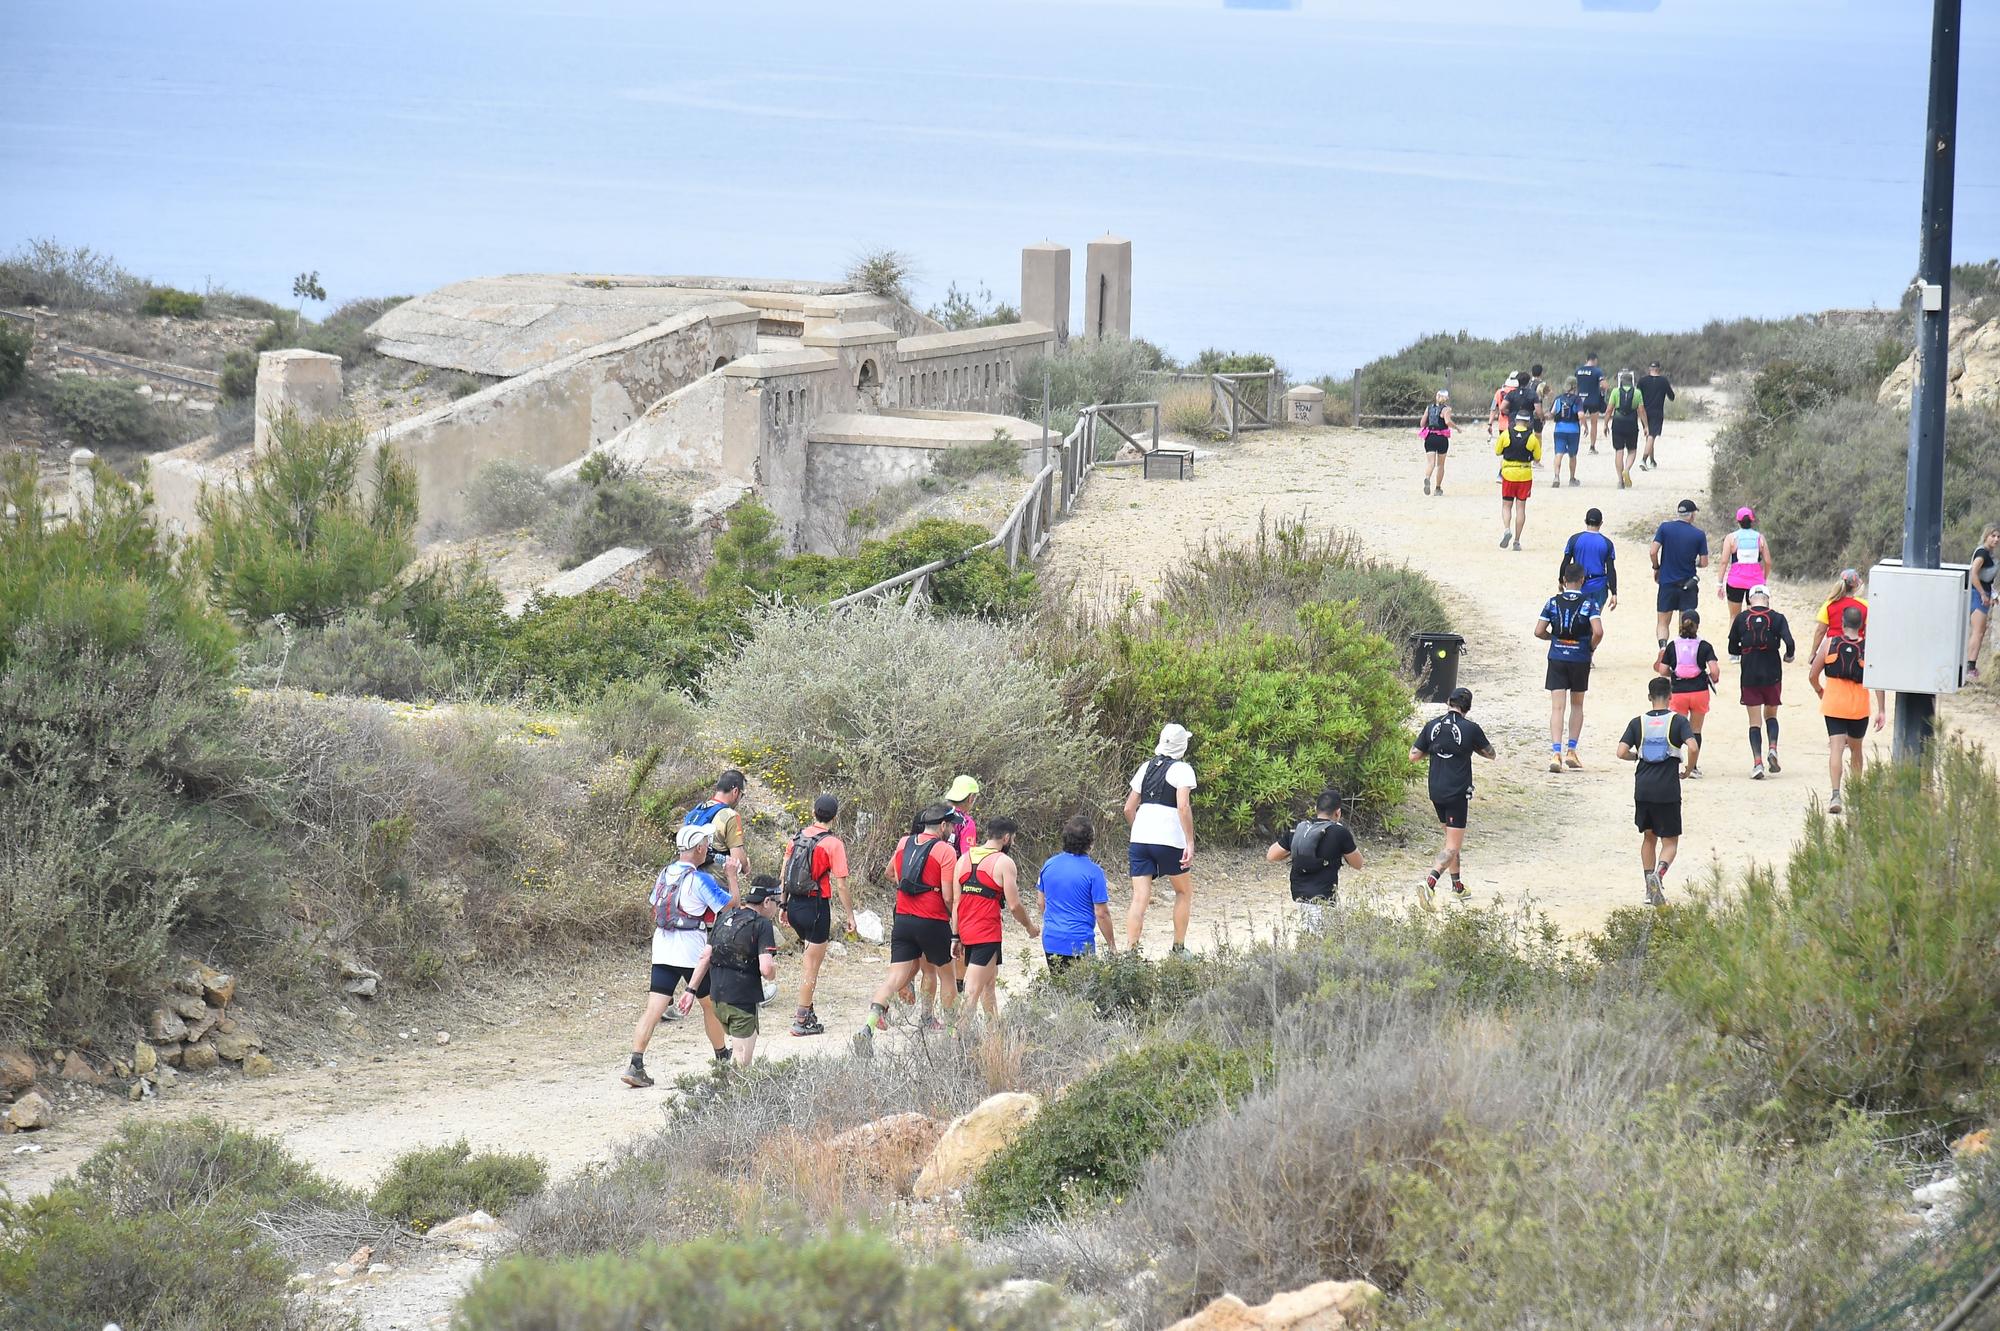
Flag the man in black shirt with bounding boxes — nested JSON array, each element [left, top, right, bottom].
[[1502, 366, 1542, 428], [1266, 787, 1364, 931], [681, 878, 781, 1068], [1408, 687, 1495, 910], [1726, 584, 1795, 780], [1616, 678, 1699, 907], [1636, 362, 1675, 470]]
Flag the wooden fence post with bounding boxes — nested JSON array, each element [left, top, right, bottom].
[[1350, 369, 1361, 428]]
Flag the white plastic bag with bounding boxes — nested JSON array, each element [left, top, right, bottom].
[[853, 909, 885, 944]]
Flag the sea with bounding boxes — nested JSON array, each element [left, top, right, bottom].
[[3, 0, 1996, 376]]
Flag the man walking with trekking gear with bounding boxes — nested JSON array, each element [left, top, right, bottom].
[[1636, 362, 1675, 470], [681, 878, 782, 1068], [1536, 562, 1605, 772], [621, 823, 735, 1088], [1607, 369, 1643, 488], [682, 770, 749, 893], [1548, 378, 1584, 487], [1559, 508, 1618, 615], [957, 817, 1039, 1018], [1265, 787, 1364, 932], [1809, 605, 1885, 816], [859, 804, 963, 1042], [1494, 415, 1542, 550], [1617, 677, 1698, 907], [779, 793, 853, 1037], [1650, 499, 1710, 649], [1124, 723, 1198, 955], [1575, 352, 1607, 452], [1410, 687, 1495, 908], [1726, 585, 1795, 780]]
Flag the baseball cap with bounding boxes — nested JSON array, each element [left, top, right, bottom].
[[1585, 507, 1604, 525], [1649, 361, 1661, 370], [812, 793, 839, 823], [1156, 723, 1192, 759], [676, 824, 715, 851], [1748, 584, 1771, 603], [917, 802, 953, 829], [1677, 499, 1699, 515], [1736, 506, 1755, 521], [744, 880, 781, 905], [943, 774, 981, 803]]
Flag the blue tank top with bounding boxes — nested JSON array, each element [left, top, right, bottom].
[[1733, 530, 1761, 565]]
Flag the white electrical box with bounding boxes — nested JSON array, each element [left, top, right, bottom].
[[1864, 560, 1969, 695]]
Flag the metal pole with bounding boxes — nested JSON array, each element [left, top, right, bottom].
[[1351, 368, 1361, 428], [1895, 0, 1960, 763]]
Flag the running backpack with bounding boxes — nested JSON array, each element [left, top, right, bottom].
[[780, 830, 827, 902], [1423, 403, 1447, 432], [652, 862, 714, 932], [1138, 756, 1179, 807], [1639, 712, 1680, 763], [708, 907, 762, 974], [1288, 818, 1337, 873], [1825, 637, 1866, 683], [962, 851, 1002, 900], [1740, 608, 1776, 654], [1670, 638, 1703, 681], [1502, 426, 1535, 464], [1552, 394, 1580, 425], [1612, 386, 1639, 417], [1548, 593, 1593, 648], [896, 834, 947, 895], [683, 801, 726, 830]]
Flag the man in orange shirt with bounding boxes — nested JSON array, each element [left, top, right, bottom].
[[1808, 605, 1885, 816], [859, 804, 962, 1041]]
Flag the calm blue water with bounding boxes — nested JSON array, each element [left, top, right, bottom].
[[3, 0, 1996, 375]]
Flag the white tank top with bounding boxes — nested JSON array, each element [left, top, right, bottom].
[[1733, 530, 1761, 565]]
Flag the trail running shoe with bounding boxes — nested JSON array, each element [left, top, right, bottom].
[[1564, 750, 1583, 770], [1684, 767, 1703, 780], [1751, 762, 1765, 780], [1499, 530, 1512, 549], [1644, 870, 1665, 908], [1419, 872, 1439, 912], [1828, 790, 1844, 816], [789, 1009, 825, 1037], [620, 1061, 654, 1089], [1450, 879, 1470, 901], [1434, 487, 1443, 496], [1766, 750, 1781, 774], [1569, 477, 1581, 487], [1423, 478, 1431, 495], [1549, 756, 1563, 773], [867, 1003, 890, 1032]]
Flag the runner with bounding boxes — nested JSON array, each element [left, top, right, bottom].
[[1607, 369, 1643, 488], [1716, 506, 1773, 633], [1636, 362, 1675, 470], [1494, 414, 1541, 550], [1650, 499, 1710, 648], [1503, 367, 1542, 427], [1616, 677, 1698, 907], [1408, 687, 1495, 908], [1808, 605, 1886, 816], [1547, 377, 1584, 487], [1528, 363, 1551, 422], [1966, 525, 1998, 681], [1265, 787, 1363, 933], [1575, 352, 1607, 453], [679, 878, 781, 1069], [1559, 508, 1619, 615], [941, 775, 981, 997], [681, 770, 749, 894], [1726, 584, 1795, 780], [1654, 610, 1720, 779], [620, 823, 733, 1088], [1487, 372, 1517, 439], [1536, 562, 1604, 772], [1419, 390, 1455, 496], [1807, 569, 1869, 662], [859, 804, 963, 1041], [957, 818, 1039, 1018], [1123, 723, 1197, 955], [1037, 815, 1116, 975], [778, 793, 854, 1037]]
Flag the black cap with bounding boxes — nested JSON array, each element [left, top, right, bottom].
[[1585, 507, 1603, 525], [812, 793, 838, 822], [1677, 499, 1699, 514], [744, 882, 781, 905], [1447, 686, 1473, 712], [917, 802, 953, 829]]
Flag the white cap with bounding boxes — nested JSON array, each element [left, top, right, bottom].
[[1748, 584, 1771, 603], [676, 824, 715, 852], [1155, 723, 1191, 760]]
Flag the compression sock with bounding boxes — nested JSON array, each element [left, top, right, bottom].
[[1766, 718, 1780, 747], [1565, 738, 1579, 752], [1749, 729, 1763, 759], [1656, 860, 1674, 882], [1551, 742, 1563, 755], [955, 979, 965, 994], [628, 1053, 644, 1069]]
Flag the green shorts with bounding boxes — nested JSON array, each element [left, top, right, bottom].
[[712, 1000, 760, 1039]]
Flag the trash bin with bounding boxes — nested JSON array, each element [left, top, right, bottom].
[[1143, 447, 1195, 480], [1410, 632, 1464, 703]]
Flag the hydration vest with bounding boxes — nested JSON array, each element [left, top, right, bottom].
[[1552, 393, 1581, 425], [1639, 712, 1681, 764], [896, 834, 948, 895], [1548, 592, 1594, 649], [1670, 638, 1703, 681], [1502, 426, 1535, 464], [1611, 385, 1639, 418], [781, 830, 828, 902], [1288, 818, 1338, 874], [709, 906, 762, 974], [1739, 607, 1777, 654], [1423, 403, 1447, 432], [962, 847, 1003, 900], [1138, 756, 1180, 808], [652, 862, 715, 933], [1825, 637, 1866, 683], [1734, 530, 1761, 565]]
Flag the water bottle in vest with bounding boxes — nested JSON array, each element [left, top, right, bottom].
[[1672, 639, 1702, 681], [1639, 712, 1678, 763]]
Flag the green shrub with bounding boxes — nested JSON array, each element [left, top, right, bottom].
[[218, 348, 257, 402], [1042, 948, 1218, 1022], [370, 1139, 548, 1231], [1190, 349, 1278, 375], [486, 584, 745, 702], [707, 497, 786, 595], [46, 374, 166, 448], [456, 1230, 1068, 1331], [197, 410, 419, 626], [138, 285, 205, 319], [969, 1037, 1254, 1231], [74, 1116, 362, 1217], [1359, 366, 1433, 420], [250, 611, 460, 700], [252, 295, 402, 369], [847, 247, 916, 304], [1161, 383, 1214, 438], [927, 281, 1019, 331], [538, 457, 693, 570], [0, 238, 141, 310], [1665, 742, 2000, 1130], [580, 675, 698, 759], [771, 517, 1034, 619], [0, 319, 28, 399], [466, 458, 555, 533], [1017, 337, 1158, 433], [933, 430, 1023, 480]]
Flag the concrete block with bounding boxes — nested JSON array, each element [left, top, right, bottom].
[[1084, 236, 1132, 340], [1283, 384, 1325, 428], [253, 350, 344, 451], [68, 449, 96, 515], [1020, 244, 1070, 344]]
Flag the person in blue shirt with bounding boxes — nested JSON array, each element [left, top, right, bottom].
[[1575, 353, 1607, 453], [1547, 378, 1585, 486], [1650, 499, 1711, 648], [1535, 562, 1605, 772], [622, 823, 736, 1088], [1560, 509, 1619, 613], [1036, 815, 1115, 974]]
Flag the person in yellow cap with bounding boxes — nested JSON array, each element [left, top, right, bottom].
[[940, 775, 981, 996]]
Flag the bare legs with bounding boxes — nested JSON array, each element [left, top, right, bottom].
[[1125, 873, 1194, 952]]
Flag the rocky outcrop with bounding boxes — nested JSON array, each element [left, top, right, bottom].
[[913, 1092, 1042, 1199], [829, 1112, 945, 1194], [0, 1048, 35, 1101], [1878, 314, 2000, 411], [3, 1089, 56, 1133], [1165, 1281, 1383, 1331]]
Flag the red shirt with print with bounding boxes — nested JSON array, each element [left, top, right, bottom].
[[890, 834, 959, 921]]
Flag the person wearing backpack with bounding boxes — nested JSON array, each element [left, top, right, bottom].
[[778, 793, 853, 1038], [1124, 723, 1199, 955], [1653, 611, 1720, 780], [1808, 605, 1885, 816], [1418, 389, 1455, 496], [957, 817, 1040, 1018], [1265, 787, 1364, 933], [1493, 416, 1542, 551], [1575, 352, 1607, 453], [1617, 677, 1698, 907], [1607, 369, 1643, 489], [1559, 508, 1618, 614], [1409, 688, 1495, 908], [681, 770, 749, 895], [1547, 378, 1584, 488], [1649, 499, 1710, 648], [1726, 585, 1795, 780], [1535, 562, 1605, 772], [859, 804, 964, 1040], [620, 823, 734, 1088], [679, 878, 781, 1068], [940, 774, 982, 998], [1716, 506, 1774, 633]]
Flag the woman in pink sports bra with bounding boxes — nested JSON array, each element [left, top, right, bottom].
[[1717, 505, 1773, 628]]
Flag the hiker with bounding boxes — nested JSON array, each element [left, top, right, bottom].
[[1037, 815, 1115, 975], [1536, 561, 1605, 772], [1617, 677, 1698, 907], [1409, 687, 1494, 908], [1654, 610, 1721, 779], [1419, 389, 1455, 496], [1494, 415, 1541, 550], [1727, 584, 1795, 780], [1265, 787, 1363, 933], [682, 770, 748, 893], [1809, 605, 1885, 816], [1547, 378, 1584, 487], [621, 823, 734, 1088], [1529, 363, 1551, 417], [1607, 369, 1643, 488], [1650, 499, 1709, 648], [941, 774, 981, 997], [1808, 569, 1868, 663], [679, 878, 781, 1068], [860, 804, 963, 1038], [1967, 525, 1998, 681], [1559, 508, 1619, 614], [957, 817, 1039, 1018], [1575, 352, 1607, 452], [778, 793, 854, 1037], [1504, 366, 1543, 427], [1636, 362, 1675, 469], [1487, 372, 1517, 439], [1124, 723, 1197, 955], [1716, 506, 1773, 630]]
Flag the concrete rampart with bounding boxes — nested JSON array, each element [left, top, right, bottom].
[[561, 370, 730, 478], [893, 323, 1055, 415], [721, 349, 842, 552], [798, 409, 1043, 555]]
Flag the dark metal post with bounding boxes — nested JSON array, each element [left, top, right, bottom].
[[1350, 368, 1361, 428], [1895, 0, 1960, 762]]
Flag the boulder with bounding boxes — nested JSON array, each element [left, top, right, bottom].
[[202, 972, 236, 1007], [159, 1042, 186, 1068], [164, 992, 210, 1022], [146, 1007, 189, 1043], [3, 1089, 56, 1132], [429, 1210, 505, 1250], [132, 1040, 157, 1076], [1164, 1281, 1382, 1331], [1952, 1128, 1991, 1159], [0, 1047, 35, 1100], [1879, 315, 2000, 411], [344, 974, 379, 999], [212, 1025, 261, 1062], [913, 1092, 1042, 1199], [59, 1051, 105, 1085], [243, 1053, 276, 1078], [146, 1063, 178, 1091], [829, 1112, 945, 1193], [170, 963, 207, 997], [182, 1040, 221, 1072], [185, 1009, 220, 1044]]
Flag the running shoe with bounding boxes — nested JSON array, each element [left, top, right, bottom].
[[1969, 663, 1981, 681], [1684, 767, 1703, 780], [1751, 762, 1765, 780], [1569, 477, 1581, 487], [1644, 870, 1665, 908], [619, 1061, 654, 1089], [789, 1009, 825, 1037], [1766, 749, 1781, 774], [1434, 487, 1444, 496], [1450, 879, 1470, 901], [1827, 790, 1843, 816], [1549, 756, 1563, 773], [1419, 872, 1439, 912], [1563, 750, 1583, 770], [1169, 943, 1190, 957], [1514, 542, 1525, 552], [1423, 478, 1431, 495], [919, 1015, 945, 1034], [1499, 530, 1512, 549], [867, 1003, 890, 1032]]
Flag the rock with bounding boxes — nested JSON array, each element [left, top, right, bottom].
[[3, 1090, 55, 1132], [913, 1092, 1042, 1199], [146, 1007, 189, 1043], [434, 1031, 450, 1046], [979, 1278, 1056, 1312], [128, 1081, 146, 1102], [1953, 1128, 1992, 1159], [170, 964, 206, 997], [59, 1051, 105, 1085], [1164, 1281, 1382, 1331], [1880, 315, 2000, 411], [185, 1009, 220, 1044], [830, 1112, 945, 1193], [112, 1058, 131, 1078], [212, 1026, 261, 1062], [182, 1040, 220, 1072], [346, 1245, 374, 1269], [164, 992, 209, 1022], [132, 1041, 157, 1076], [343, 975, 379, 999], [367, 1263, 392, 1275], [202, 972, 236, 1007], [146, 1063, 178, 1091], [1914, 1175, 1962, 1208], [0, 1048, 35, 1100], [428, 1210, 505, 1249], [827, 940, 849, 960], [159, 1042, 186, 1068], [243, 1053, 276, 1078], [331, 1263, 356, 1280]]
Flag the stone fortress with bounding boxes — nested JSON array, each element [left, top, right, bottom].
[[150, 237, 1136, 559]]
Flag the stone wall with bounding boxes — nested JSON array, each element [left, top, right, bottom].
[[892, 324, 1055, 414], [564, 370, 730, 477], [721, 350, 842, 552]]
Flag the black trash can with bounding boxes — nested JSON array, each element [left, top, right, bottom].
[[1410, 632, 1465, 703]]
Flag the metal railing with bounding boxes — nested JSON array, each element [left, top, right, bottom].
[[52, 345, 222, 394]]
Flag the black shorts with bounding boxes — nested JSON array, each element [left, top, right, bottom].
[[1044, 951, 1086, 976], [1431, 795, 1469, 829], [1545, 658, 1592, 692], [1656, 579, 1700, 614], [1582, 396, 1606, 414], [783, 895, 831, 945], [1644, 410, 1664, 438], [1633, 800, 1683, 838], [649, 963, 710, 999], [1725, 584, 1750, 605], [1611, 419, 1640, 448], [1825, 715, 1869, 739], [889, 914, 954, 967], [1423, 433, 1450, 454], [962, 941, 1001, 967]]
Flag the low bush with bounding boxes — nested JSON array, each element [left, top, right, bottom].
[[847, 247, 916, 305], [537, 457, 694, 571], [252, 296, 403, 369], [1360, 365, 1433, 420], [928, 281, 1020, 331], [45, 374, 168, 449], [707, 497, 786, 595], [370, 1139, 548, 1231], [75, 1116, 362, 1217], [1161, 383, 1214, 439], [968, 1037, 1255, 1231], [1017, 337, 1159, 434], [1189, 349, 1278, 375], [0, 237, 141, 310], [218, 347, 256, 402], [245, 611, 460, 700], [579, 674, 699, 759], [1042, 948, 1218, 1022], [933, 430, 1023, 480], [465, 458, 554, 533], [138, 285, 205, 319], [482, 583, 745, 702], [0, 319, 28, 399]]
